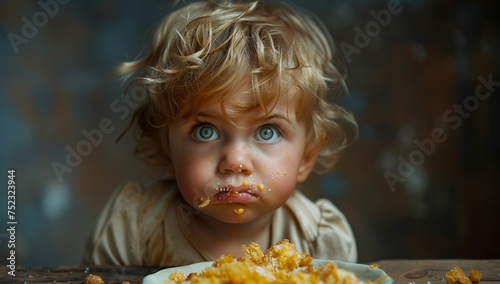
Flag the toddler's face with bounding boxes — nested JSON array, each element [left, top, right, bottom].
[[168, 91, 316, 224]]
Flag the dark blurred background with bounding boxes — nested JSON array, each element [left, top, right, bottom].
[[1, 0, 499, 267]]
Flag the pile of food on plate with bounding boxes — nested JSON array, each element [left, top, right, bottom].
[[165, 239, 366, 284]]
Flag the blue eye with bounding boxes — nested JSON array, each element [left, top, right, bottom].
[[192, 124, 219, 142], [255, 125, 280, 142]]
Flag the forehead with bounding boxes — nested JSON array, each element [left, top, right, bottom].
[[200, 89, 300, 122]]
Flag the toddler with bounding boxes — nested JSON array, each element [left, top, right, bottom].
[[83, 0, 358, 267]]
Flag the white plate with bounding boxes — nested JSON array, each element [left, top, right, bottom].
[[143, 259, 393, 284]]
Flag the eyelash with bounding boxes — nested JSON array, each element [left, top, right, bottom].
[[188, 121, 285, 140], [189, 121, 216, 138]]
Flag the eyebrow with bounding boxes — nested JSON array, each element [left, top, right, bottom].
[[264, 114, 292, 124], [196, 112, 217, 119], [195, 111, 295, 127]]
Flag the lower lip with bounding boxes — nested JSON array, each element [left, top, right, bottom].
[[214, 192, 256, 203]]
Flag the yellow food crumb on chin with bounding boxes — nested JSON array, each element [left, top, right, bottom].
[[198, 198, 210, 208], [234, 208, 244, 215], [257, 183, 264, 191], [242, 180, 248, 186]]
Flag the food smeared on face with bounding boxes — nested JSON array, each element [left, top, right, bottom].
[[213, 180, 267, 204], [217, 185, 239, 197], [198, 197, 211, 208], [240, 180, 264, 191], [269, 169, 288, 180], [234, 208, 245, 215]]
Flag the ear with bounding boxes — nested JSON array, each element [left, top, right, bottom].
[[296, 148, 318, 183]]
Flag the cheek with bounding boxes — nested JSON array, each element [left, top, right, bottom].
[[173, 152, 213, 186], [174, 160, 217, 208], [260, 151, 300, 192], [170, 143, 217, 203], [170, 134, 209, 177]]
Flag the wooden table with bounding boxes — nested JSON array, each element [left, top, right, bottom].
[[0, 260, 498, 283], [377, 259, 500, 284], [0, 266, 157, 284]]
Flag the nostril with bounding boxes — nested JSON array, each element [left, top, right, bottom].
[[218, 160, 252, 174], [218, 144, 253, 174]]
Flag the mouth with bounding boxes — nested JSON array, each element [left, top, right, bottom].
[[212, 181, 263, 203], [193, 180, 268, 207], [216, 185, 256, 197]]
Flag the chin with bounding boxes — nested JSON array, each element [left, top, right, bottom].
[[203, 209, 260, 224]]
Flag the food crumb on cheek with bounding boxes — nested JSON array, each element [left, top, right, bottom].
[[242, 180, 248, 186], [257, 183, 264, 191], [198, 198, 210, 208], [234, 208, 244, 215]]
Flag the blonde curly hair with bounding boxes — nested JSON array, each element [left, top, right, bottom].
[[118, 0, 358, 176]]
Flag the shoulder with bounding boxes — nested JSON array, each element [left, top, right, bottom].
[[99, 180, 177, 215], [108, 181, 143, 205], [106, 179, 177, 207], [284, 191, 358, 262], [135, 180, 180, 231], [107, 180, 180, 230], [88, 181, 145, 237], [82, 180, 179, 266]]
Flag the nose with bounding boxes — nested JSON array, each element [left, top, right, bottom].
[[218, 140, 253, 175]]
